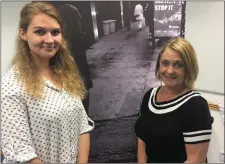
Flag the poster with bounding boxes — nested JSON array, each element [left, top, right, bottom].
[[154, 1, 183, 37]]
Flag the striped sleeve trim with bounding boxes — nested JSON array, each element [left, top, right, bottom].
[[183, 130, 212, 143], [183, 129, 211, 135], [185, 139, 211, 144]]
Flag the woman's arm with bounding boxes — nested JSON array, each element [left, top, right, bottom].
[[181, 97, 213, 163], [77, 133, 90, 163], [29, 158, 42, 163], [137, 137, 147, 163], [77, 101, 94, 163], [184, 142, 209, 163], [1, 93, 39, 163]]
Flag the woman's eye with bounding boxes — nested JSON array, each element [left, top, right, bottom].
[[35, 30, 45, 36], [51, 30, 60, 36], [172, 62, 184, 68], [161, 61, 169, 66], [176, 62, 184, 68]]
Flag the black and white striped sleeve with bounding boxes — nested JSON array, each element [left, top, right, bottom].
[[182, 96, 214, 144]]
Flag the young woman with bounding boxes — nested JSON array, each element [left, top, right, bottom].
[[135, 37, 214, 163], [1, 2, 94, 163]]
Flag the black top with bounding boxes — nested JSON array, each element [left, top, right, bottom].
[[135, 87, 214, 163]]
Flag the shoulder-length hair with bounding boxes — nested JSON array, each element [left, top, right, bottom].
[[155, 37, 199, 89]]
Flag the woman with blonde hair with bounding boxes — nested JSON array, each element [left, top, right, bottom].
[[135, 37, 214, 163], [1, 1, 94, 163]]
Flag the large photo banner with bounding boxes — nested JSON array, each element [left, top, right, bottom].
[[48, 1, 185, 162]]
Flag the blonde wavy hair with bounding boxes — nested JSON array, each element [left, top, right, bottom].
[[155, 37, 199, 89], [13, 1, 86, 99]]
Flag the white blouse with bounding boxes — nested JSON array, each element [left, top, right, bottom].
[[1, 67, 95, 163]]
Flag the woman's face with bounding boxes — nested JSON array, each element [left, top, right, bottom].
[[20, 13, 62, 60], [158, 48, 185, 88]]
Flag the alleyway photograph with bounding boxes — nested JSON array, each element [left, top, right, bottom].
[[49, 1, 184, 162], [87, 23, 160, 162]]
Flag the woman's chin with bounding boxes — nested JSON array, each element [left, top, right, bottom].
[[40, 52, 56, 59]]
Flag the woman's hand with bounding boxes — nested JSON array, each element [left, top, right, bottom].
[[29, 158, 42, 163]]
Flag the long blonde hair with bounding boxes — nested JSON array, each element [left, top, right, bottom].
[[13, 1, 86, 99]]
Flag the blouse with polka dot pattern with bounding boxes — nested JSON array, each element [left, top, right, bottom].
[[1, 67, 95, 163]]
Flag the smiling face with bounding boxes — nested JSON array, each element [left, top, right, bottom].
[[159, 48, 185, 88], [20, 13, 62, 61]]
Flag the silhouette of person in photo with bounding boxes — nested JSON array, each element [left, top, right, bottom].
[[59, 4, 93, 114], [134, 4, 144, 31]]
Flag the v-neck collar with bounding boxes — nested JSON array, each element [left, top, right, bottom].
[[42, 76, 64, 92]]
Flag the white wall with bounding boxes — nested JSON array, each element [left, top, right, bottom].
[[208, 109, 224, 163], [185, 2, 224, 94], [185, 2, 224, 163], [1, 1, 29, 78], [199, 91, 224, 107]]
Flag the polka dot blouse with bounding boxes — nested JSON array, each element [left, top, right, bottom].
[[1, 67, 95, 163]]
